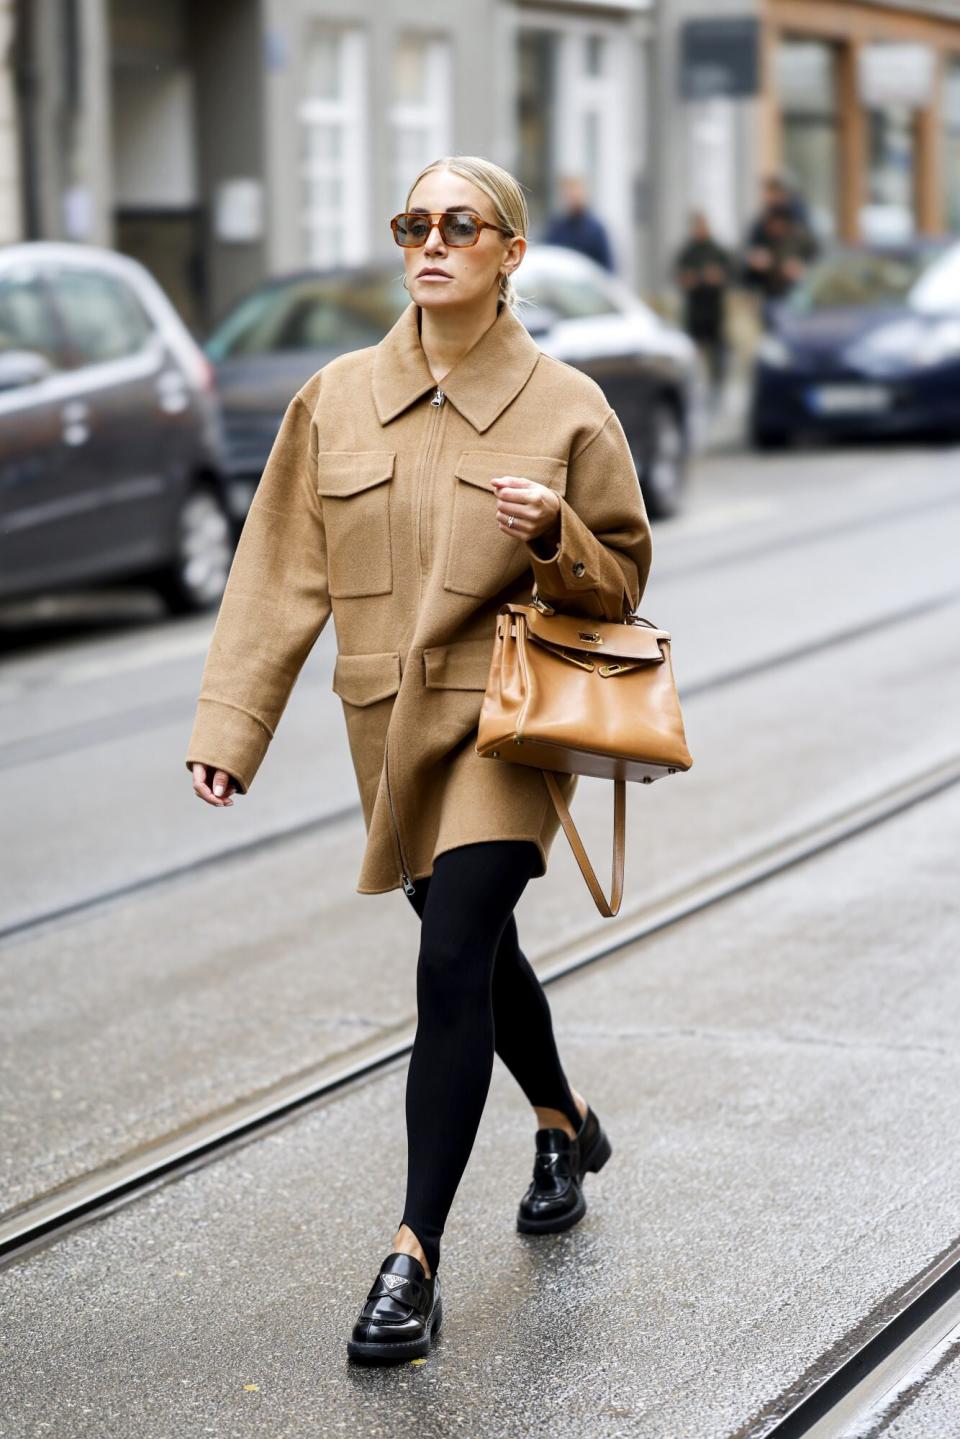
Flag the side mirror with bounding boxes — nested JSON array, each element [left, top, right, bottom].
[[521, 303, 562, 338], [0, 349, 55, 391]]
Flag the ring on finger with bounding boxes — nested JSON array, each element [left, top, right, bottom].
[[507, 514, 516, 528]]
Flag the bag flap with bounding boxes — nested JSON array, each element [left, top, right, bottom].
[[317, 450, 395, 497], [521, 606, 668, 662]]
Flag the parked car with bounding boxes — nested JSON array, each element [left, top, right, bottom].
[[0, 242, 233, 613], [205, 244, 698, 518], [749, 239, 960, 449]]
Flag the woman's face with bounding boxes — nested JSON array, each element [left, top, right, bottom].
[[400, 169, 525, 312]]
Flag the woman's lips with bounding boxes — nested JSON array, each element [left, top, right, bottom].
[[417, 271, 453, 280]]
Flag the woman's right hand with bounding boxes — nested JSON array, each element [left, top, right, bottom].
[[191, 763, 239, 807]]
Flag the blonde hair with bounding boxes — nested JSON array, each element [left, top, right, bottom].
[[404, 154, 529, 312]]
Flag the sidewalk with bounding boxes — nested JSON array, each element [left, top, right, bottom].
[[3, 782, 959, 1438]]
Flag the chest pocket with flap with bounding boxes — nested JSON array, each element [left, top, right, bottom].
[[443, 450, 568, 599], [316, 451, 395, 597]]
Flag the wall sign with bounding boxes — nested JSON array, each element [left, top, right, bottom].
[[680, 18, 760, 101]]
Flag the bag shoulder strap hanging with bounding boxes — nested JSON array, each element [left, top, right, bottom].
[[542, 770, 625, 919]]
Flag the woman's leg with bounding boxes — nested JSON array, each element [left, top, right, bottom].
[[489, 910, 584, 1133], [394, 840, 540, 1277]]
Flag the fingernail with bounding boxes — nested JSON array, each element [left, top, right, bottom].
[[213, 782, 224, 796]]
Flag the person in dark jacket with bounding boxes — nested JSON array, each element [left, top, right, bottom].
[[674, 210, 732, 399], [542, 175, 615, 272]]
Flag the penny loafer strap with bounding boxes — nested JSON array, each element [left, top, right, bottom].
[[367, 1273, 427, 1309]]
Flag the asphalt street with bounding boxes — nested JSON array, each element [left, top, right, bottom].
[[1, 437, 958, 1436]]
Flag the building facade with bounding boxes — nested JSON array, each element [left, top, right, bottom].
[[8, 0, 653, 331], [656, 0, 960, 276], [10, 0, 959, 327]]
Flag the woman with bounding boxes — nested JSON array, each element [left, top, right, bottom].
[[185, 155, 653, 1364]]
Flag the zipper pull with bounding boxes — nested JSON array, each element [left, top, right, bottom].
[[401, 872, 416, 896], [431, 387, 445, 407]]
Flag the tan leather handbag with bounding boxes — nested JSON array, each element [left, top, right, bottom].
[[476, 589, 693, 917]]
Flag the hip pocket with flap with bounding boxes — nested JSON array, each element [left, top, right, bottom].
[[443, 450, 568, 599], [316, 451, 395, 598], [331, 650, 401, 706]]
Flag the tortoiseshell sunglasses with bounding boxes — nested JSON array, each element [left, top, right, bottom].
[[390, 210, 513, 248]]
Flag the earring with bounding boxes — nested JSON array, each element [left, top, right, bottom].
[[401, 274, 409, 291]]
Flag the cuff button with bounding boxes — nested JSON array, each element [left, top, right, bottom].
[[572, 561, 586, 576]]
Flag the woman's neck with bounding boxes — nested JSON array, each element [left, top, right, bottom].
[[417, 297, 503, 385]]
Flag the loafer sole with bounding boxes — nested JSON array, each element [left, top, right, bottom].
[[346, 1300, 443, 1364]]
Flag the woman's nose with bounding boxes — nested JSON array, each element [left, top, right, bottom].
[[424, 222, 447, 252]]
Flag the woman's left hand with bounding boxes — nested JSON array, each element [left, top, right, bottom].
[[491, 475, 561, 546]]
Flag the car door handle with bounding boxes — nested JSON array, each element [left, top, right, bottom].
[[61, 400, 91, 446]]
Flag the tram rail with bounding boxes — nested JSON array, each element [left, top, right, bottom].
[[3, 751, 957, 1275]]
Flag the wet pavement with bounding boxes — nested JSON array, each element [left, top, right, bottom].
[[2, 440, 959, 1436]]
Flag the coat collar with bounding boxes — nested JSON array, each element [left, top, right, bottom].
[[372, 300, 541, 432]]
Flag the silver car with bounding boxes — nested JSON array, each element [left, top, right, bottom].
[[0, 242, 234, 613]]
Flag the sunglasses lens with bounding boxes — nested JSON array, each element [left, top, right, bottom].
[[395, 214, 430, 246], [444, 212, 481, 245]]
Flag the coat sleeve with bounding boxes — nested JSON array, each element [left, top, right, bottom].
[[523, 407, 653, 622], [183, 391, 331, 794]]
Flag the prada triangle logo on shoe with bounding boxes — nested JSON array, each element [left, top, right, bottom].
[[381, 1273, 407, 1289]]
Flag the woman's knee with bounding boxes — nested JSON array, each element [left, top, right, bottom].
[[415, 926, 492, 1025]]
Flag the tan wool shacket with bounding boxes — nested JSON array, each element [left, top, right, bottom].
[[184, 299, 653, 894]]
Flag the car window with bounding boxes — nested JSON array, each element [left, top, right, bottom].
[[543, 272, 619, 321], [50, 269, 154, 365], [785, 248, 948, 313], [910, 245, 960, 314], [205, 277, 407, 359], [0, 276, 61, 365]]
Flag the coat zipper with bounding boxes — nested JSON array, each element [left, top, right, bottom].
[[386, 385, 445, 898], [384, 741, 416, 895], [417, 387, 446, 606]]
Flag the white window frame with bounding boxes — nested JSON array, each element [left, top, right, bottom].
[[298, 26, 370, 268], [514, 11, 633, 274], [388, 33, 452, 216]]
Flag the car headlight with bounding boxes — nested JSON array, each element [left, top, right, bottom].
[[916, 319, 960, 366], [846, 318, 960, 373], [756, 334, 792, 368]]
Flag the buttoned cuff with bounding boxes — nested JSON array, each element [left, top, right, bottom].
[[184, 696, 275, 795], [524, 494, 626, 616]]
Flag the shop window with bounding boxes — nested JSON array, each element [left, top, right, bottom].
[[776, 38, 839, 241], [864, 105, 917, 243], [299, 25, 369, 268], [389, 34, 452, 216]]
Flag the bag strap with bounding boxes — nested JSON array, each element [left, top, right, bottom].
[[541, 771, 625, 918]]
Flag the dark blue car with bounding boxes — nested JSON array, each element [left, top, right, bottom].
[[749, 240, 960, 449]]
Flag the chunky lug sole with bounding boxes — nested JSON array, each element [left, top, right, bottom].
[[346, 1298, 443, 1365], [516, 1120, 613, 1235]]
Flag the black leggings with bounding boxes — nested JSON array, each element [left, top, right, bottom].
[[397, 839, 581, 1276]]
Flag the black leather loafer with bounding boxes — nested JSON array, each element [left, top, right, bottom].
[[517, 1104, 613, 1234], [347, 1251, 442, 1364]]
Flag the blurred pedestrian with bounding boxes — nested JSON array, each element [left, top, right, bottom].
[[542, 174, 615, 271], [674, 210, 732, 402], [743, 199, 818, 320], [184, 153, 651, 1363], [748, 171, 813, 241]]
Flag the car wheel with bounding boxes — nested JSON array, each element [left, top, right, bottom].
[[639, 400, 687, 519], [151, 484, 233, 614]]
